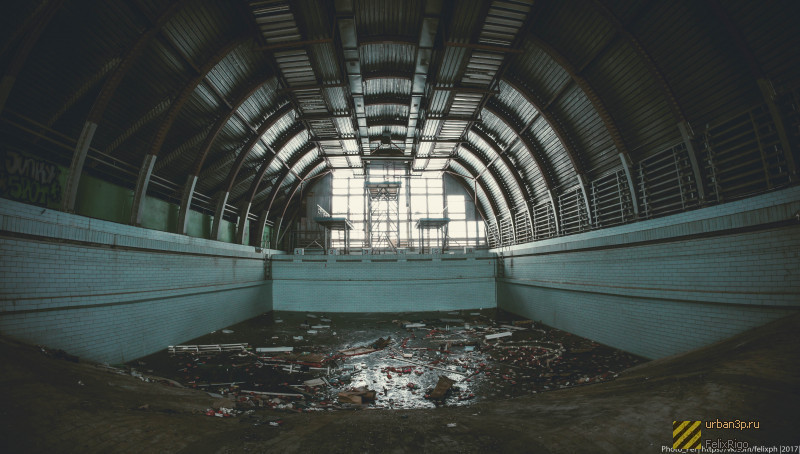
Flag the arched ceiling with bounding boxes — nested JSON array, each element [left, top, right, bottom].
[[1, 0, 798, 245]]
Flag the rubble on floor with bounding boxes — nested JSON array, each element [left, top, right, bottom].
[[124, 310, 644, 415]]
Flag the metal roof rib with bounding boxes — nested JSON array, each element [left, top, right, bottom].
[[2, 0, 797, 246]]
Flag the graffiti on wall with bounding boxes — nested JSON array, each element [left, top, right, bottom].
[[0, 150, 63, 207]]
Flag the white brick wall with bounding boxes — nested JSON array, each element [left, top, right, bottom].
[[2, 184, 799, 362], [0, 199, 276, 363], [497, 186, 800, 359], [272, 255, 497, 312]]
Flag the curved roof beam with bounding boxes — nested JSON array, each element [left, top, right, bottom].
[[61, 0, 191, 213], [443, 171, 489, 222], [427, 0, 537, 172], [446, 161, 499, 223], [271, 160, 329, 246], [160, 77, 279, 175], [208, 117, 306, 240], [176, 101, 292, 234], [451, 150, 503, 219], [588, 0, 686, 124], [704, 0, 796, 180], [260, 143, 319, 216], [45, 57, 123, 130], [196, 106, 295, 182], [524, 32, 632, 166], [250, 146, 324, 241], [248, 158, 329, 248], [236, 142, 317, 243], [458, 142, 515, 216], [501, 77, 585, 177], [500, 77, 594, 223], [130, 38, 246, 225], [260, 153, 323, 218], [147, 38, 246, 161], [468, 125, 538, 212], [465, 128, 529, 205], [218, 107, 298, 195], [245, 1, 352, 169], [475, 106, 562, 233], [587, 0, 705, 202], [479, 104, 558, 192]]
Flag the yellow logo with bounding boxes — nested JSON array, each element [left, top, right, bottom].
[[673, 421, 702, 449]]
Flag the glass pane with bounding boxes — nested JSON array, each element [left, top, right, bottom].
[[331, 196, 349, 214], [449, 221, 466, 238], [350, 202, 365, 214], [447, 195, 466, 214], [349, 178, 363, 190], [410, 195, 427, 214], [316, 171, 487, 249], [427, 177, 443, 191], [427, 195, 443, 215]]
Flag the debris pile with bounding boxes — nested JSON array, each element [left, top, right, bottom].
[[124, 310, 644, 416]]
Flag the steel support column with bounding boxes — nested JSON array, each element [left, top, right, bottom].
[[60, 0, 189, 212], [211, 191, 230, 240], [677, 121, 707, 202], [62, 122, 97, 212], [576, 173, 593, 227], [130, 154, 157, 226], [176, 174, 198, 234], [250, 211, 270, 248], [546, 189, 560, 235], [236, 202, 252, 244], [129, 38, 243, 226], [618, 153, 639, 215], [758, 79, 797, 180]]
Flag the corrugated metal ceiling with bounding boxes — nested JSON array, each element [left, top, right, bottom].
[[1, 0, 797, 246]]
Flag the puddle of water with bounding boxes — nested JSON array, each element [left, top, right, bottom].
[[129, 310, 645, 412]]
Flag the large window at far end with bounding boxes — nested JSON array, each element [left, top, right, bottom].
[[326, 171, 485, 249]]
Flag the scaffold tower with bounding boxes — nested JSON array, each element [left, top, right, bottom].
[[365, 180, 402, 251]]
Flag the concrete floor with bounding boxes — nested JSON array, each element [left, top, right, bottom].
[[1, 313, 799, 453]]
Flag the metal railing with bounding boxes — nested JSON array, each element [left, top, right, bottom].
[[702, 104, 792, 203], [513, 207, 533, 244], [558, 185, 590, 235], [531, 199, 557, 240], [486, 96, 798, 248], [591, 168, 634, 228], [637, 142, 699, 219]]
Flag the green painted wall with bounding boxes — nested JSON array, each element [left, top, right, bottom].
[[186, 209, 212, 239], [75, 173, 133, 224], [76, 176, 241, 242], [0, 148, 248, 245], [140, 195, 179, 232]]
